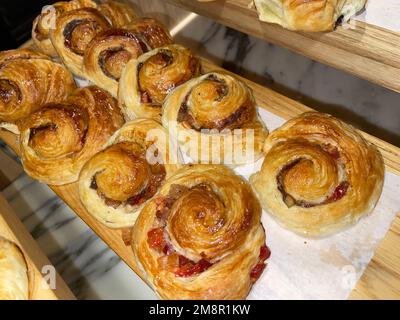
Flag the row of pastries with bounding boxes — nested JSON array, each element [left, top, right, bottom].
[[0, 0, 384, 300]]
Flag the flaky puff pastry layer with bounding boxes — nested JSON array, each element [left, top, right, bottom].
[[0, 237, 29, 300], [162, 72, 268, 166], [250, 112, 384, 237], [32, 0, 97, 57], [254, 0, 366, 32], [79, 118, 182, 228], [18, 86, 124, 186], [119, 44, 201, 121], [132, 164, 266, 300], [98, 0, 137, 27], [0, 48, 49, 66], [50, 7, 112, 78], [0, 57, 76, 133], [83, 18, 172, 98]]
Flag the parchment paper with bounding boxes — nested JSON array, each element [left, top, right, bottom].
[[242, 108, 400, 300]]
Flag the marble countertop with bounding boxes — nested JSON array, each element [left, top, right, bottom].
[[2, 3, 400, 300]]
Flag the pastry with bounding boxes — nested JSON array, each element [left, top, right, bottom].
[[17, 86, 124, 185], [0, 57, 76, 133], [0, 48, 49, 67], [119, 44, 201, 120], [50, 7, 112, 78], [162, 72, 268, 166], [132, 164, 269, 299], [98, 0, 137, 27], [32, 0, 97, 57], [83, 18, 172, 97], [254, 0, 367, 32], [0, 237, 29, 300], [250, 112, 384, 237], [79, 118, 182, 228]]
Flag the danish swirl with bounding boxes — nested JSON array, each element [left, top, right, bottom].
[[83, 17, 173, 97], [162, 72, 268, 166], [250, 112, 385, 237], [119, 44, 201, 120], [0, 237, 29, 300], [18, 86, 124, 185], [132, 164, 269, 300], [50, 7, 112, 78], [0, 57, 76, 133], [79, 118, 181, 228], [32, 0, 97, 57]]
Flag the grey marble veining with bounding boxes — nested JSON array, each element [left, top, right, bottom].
[[175, 17, 400, 147]]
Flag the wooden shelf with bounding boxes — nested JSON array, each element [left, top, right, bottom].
[[0, 192, 75, 300], [1, 59, 399, 299], [165, 0, 400, 94]]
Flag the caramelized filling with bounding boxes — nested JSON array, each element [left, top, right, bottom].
[[277, 150, 349, 208], [90, 143, 166, 209], [0, 79, 21, 105], [250, 245, 271, 282], [99, 47, 132, 80], [64, 19, 103, 55]]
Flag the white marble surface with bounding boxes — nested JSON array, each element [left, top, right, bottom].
[[1, 2, 400, 300]]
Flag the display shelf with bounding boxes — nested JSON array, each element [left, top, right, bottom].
[[164, 0, 400, 94], [1, 58, 399, 299]]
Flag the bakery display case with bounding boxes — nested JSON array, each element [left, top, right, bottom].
[[0, 0, 399, 300]]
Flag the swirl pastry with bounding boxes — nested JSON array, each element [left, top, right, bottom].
[[0, 48, 49, 67], [84, 18, 173, 97], [50, 7, 112, 78], [162, 72, 268, 166], [119, 44, 201, 120], [79, 118, 181, 228], [132, 164, 269, 300], [0, 237, 29, 300], [254, 0, 366, 32], [32, 0, 97, 57], [250, 112, 384, 237], [0, 58, 76, 133], [98, 0, 137, 27], [17, 86, 124, 185]]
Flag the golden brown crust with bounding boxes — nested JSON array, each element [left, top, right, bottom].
[[250, 112, 384, 237], [132, 164, 267, 300], [50, 7, 112, 78], [119, 44, 201, 121], [0, 48, 49, 67], [0, 58, 76, 125], [84, 17, 173, 98], [98, 0, 137, 27], [79, 118, 182, 228], [18, 86, 124, 185], [254, 0, 367, 32], [32, 0, 97, 57], [0, 237, 29, 300], [162, 71, 268, 166]]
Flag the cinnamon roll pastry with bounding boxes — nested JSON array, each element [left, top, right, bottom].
[[0, 237, 29, 300], [17, 86, 124, 185], [83, 18, 173, 97], [98, 0, 137, 27], [254, 0, 366, 32], [119, 44, 201, 120], [132, 164, 269, 300], [50, 7, 112, 78], [0, 58, 76, 133], [162, 72, 268, 166], [32, 0, 97, 57], [79, 118, 181, 228], [250, 112, 384, 237]]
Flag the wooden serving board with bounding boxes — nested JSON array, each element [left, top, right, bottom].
[[0, 59, 399, 299], [163, 0, 400, 94], [0, 192, 75, 300]]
